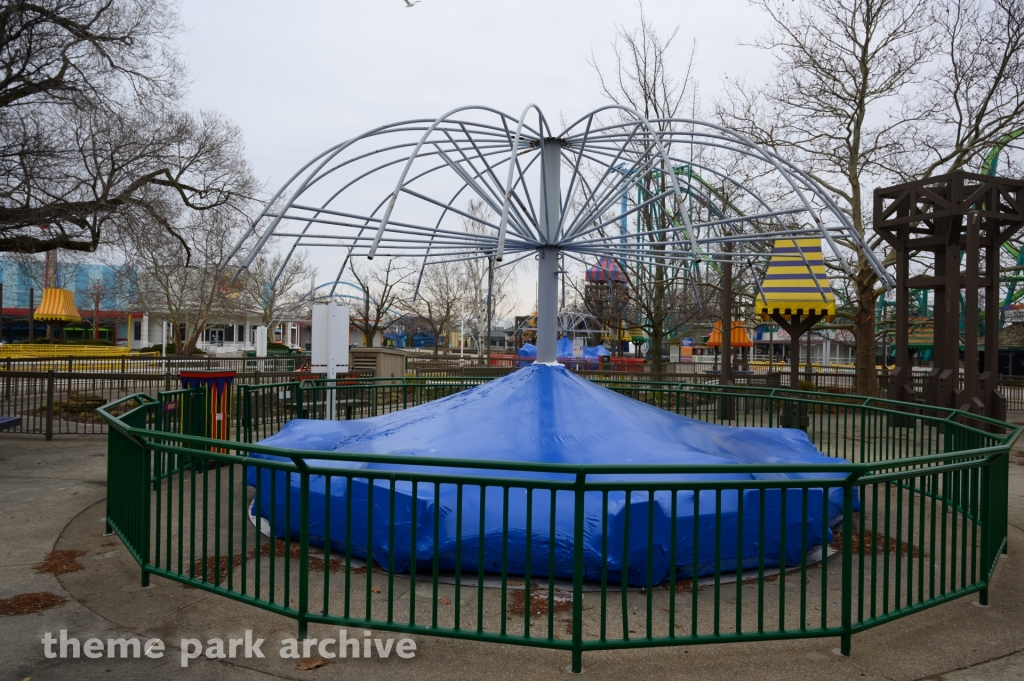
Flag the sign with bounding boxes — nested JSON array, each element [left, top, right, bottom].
[[680, 337, 693, 362], [255, 327, 268, 357], [572, 338, 584, 358], [312, 303, 350, 378]]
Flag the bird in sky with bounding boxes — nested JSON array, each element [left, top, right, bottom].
[[403, 0, 420, 6]]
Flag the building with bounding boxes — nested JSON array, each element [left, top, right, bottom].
[[751, 324, 856, 365], [0, 260, 135, 344]]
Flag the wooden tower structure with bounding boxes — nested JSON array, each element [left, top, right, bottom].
[[874, 170, 1024, 420]]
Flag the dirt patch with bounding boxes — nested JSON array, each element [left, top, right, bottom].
[[249, 539, 349, 573], [0, 592, 67, 616], [831, 530, 920, 557], [34, 549, 87, 575], [191, 555, 245, 583], [31, 393, 136, 424], [508, 588, 573, 617]]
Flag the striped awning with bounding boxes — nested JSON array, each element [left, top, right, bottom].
[[586, 257, 627, 283], [757, 238, 835, 321], [34, 288, 81, 323], [705, 321, 753, 348]]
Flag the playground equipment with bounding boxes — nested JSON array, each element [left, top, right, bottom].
[[224, 106, 886, 366], [705, 320, 754, 374], [32, 287, 80, 338], [757, 238, 837, 390], [201, 107, 901, 670], [875, 171, 1024, 419]]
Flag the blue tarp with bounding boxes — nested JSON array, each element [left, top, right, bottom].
[[247, 364, 851, 585]]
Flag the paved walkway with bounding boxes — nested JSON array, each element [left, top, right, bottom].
[[1, 427, 1023, 681]]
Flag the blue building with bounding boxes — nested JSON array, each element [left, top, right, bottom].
[[0, 259, 137, 343]]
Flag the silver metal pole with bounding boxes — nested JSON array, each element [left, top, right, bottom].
[[537, 249, 559, 362], [535, 138, 562, 363], [485, 256, 493, 365]]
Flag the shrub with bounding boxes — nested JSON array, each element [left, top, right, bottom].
[[134, 343, 205, 355], [64, 339, 116, 346]]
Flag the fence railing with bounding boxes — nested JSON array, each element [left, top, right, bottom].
[[11, 363, 1024, 439], [234, 374, 1018, 446], [0, 355, 307, 374], [99, 379, 1017, 673], [0, 371, 309, 438]]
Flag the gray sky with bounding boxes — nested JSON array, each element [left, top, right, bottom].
[[177, 0, 773, 317]]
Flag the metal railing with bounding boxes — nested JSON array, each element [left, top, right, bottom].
[[0, 355, 307, 374], [99, 378, 1017, 673], [0, 370, 309, 437]]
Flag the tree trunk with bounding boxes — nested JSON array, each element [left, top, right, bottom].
[[650, 320, 664, 374], [854, 268, 879, 396]]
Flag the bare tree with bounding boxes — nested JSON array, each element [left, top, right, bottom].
[[409, 258, 463, 356], [461, 201, 516, 359], [127, 207, 247, 354], [350, 259, 412, 347], [240, 250, 317, 342], [588, 5, 701, 372], [717, 0, 1024, 395], [0, 0, 257, 254]]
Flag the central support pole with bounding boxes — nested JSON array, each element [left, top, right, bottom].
[[537, 249, 559, 362], [536, 137, 562, 364]]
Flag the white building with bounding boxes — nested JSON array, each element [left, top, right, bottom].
[[130, 315, 312, 355]]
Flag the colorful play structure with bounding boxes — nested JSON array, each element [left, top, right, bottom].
[[756, 238, 837, 388], [704, 320, 753, 371]]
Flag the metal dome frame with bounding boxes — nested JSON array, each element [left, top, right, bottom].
[[225, 105, 889, 363]]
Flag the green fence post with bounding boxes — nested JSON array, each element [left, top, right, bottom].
[[244, 385, 253, 443], [840, 472, 858, 655], [998, 449, 1009, 556], [296, 459, 310, 640], [858, 406, 866, 464], [140, 438, 151, 588], [572, 471, 586, 673]]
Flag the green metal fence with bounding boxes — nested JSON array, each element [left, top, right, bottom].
[[100, 380, 1018, 673]]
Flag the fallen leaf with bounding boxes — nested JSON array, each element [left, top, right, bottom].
[[437, 597, 452, 605], [371, 587, 381, 593], [0, 592, 67, 616], [34, 550, 86, 576], [296, 657, 328, 670]]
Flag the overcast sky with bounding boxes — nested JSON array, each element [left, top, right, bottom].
[[176, 0, 775, 317]]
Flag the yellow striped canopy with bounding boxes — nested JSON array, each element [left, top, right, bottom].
[[34, 288, 81, 323], [757, 239, 835, 321]]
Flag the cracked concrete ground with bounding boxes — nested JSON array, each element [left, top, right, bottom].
[[1, 420, 1023, 681]]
